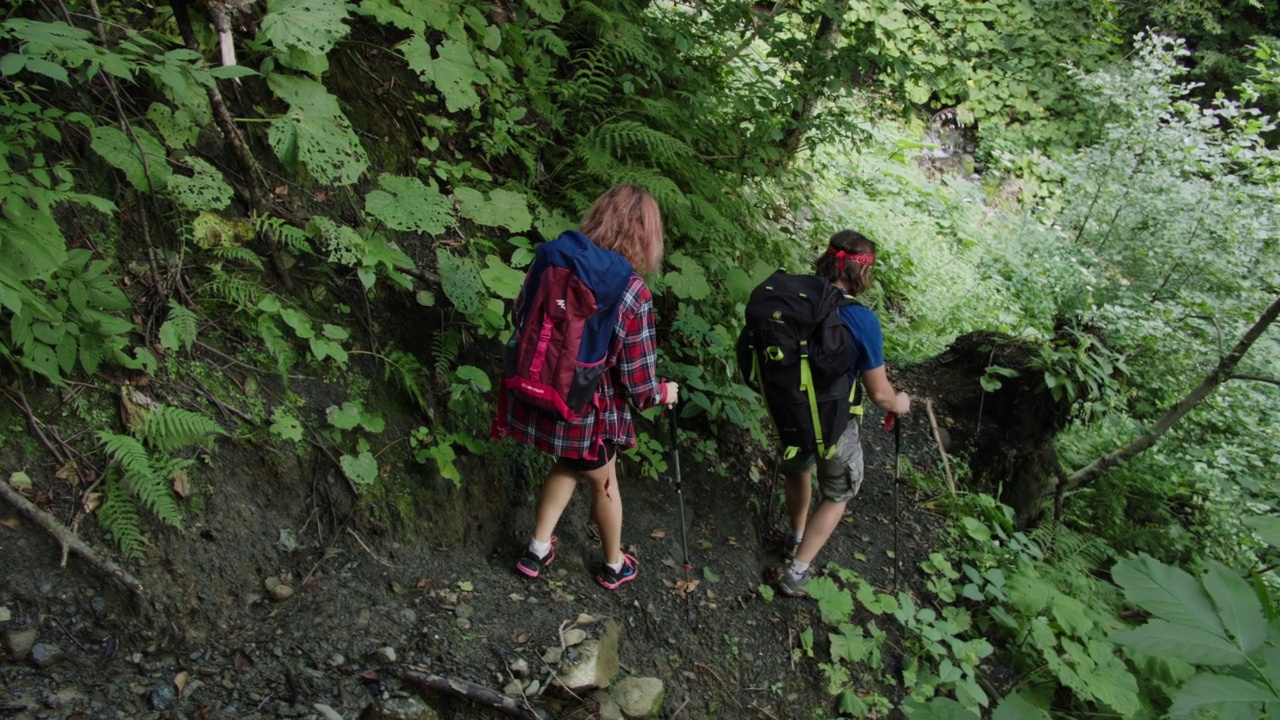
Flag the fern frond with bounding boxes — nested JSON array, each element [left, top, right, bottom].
[[207, 245, 265, 269], [138, 405, 226, 452], [204, 273, 260, 307], [161, 299, 199, 352], [122, 465, 184, 530], [98, 476, 145, 558], [590, 120, 695, 164], [432, 329, 462, 380], [257, 315, 296, 373], [98, 431, 158, 484], [385, 349, 430, 412]]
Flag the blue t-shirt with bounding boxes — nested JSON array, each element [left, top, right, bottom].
[[838, 303, 885, 374]]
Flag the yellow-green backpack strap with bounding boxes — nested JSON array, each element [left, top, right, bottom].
[[797, 340, 826, 458]]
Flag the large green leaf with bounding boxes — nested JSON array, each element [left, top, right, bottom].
[[1112, 555, 1226, 634], [436, 250, 488, 317], [1202, 560, 1267, 655], [0, 203, 67, 281], [663, 253, 711, 300], [411, 35, 485, 112], [454, 187, 532, 231], [164, 157, 233, 212], [1109, 620, 1246, 666], [901, 697, 979, 720], [479, 256, 525, 300], [258, 0, 352, 56], [1244, 516, 1280, 547], [991, 691, 1049, 720], [1166, 672, 1274, 717], [266, 74, 368, 187], [365, 174, 455, 234], [90, 125, 171, 192]]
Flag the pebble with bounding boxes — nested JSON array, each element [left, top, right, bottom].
[[541, 647, 562, 665], [502, 680, 522, 697], [5, 628, 38, 660], [563, 628, 587, 646], [509, 658, 529, 679], [328, 653, 346, 668], [28, 642, 64, 668], [398, 609, 417, 625], [576, 613, 596, 625], [373, 646, 397, 664], [454, 604, 475, 620], [525, 679, 540, 696], [148, 683, 176, 711], [456, 618, 472, 631], [268, 584, 295, 602]]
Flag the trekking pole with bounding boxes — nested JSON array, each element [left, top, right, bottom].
[[884, 412, 901, 592], [668, 405, 692, 577]]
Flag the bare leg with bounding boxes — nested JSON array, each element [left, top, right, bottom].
[[793, 499, 848, 566], [783, 470, 813, 535], [582, 458, 623, 566], [533, 461, 580, 543]]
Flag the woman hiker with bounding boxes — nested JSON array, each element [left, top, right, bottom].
[[494, 184, 679, 590]]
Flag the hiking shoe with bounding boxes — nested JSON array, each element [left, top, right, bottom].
[[779, 568, 812, 598], [515, 537, 557, 578], [595, 553, 638, 590]]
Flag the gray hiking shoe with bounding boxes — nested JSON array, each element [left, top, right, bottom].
[[779, 568, 812, 598]]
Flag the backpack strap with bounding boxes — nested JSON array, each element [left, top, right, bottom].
[[797, 339, 831, 458]]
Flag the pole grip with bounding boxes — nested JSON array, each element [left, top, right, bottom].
[[667, 402, 681, 482], [883, 411, 896, 432]]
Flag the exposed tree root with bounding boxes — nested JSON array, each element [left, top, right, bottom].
[[0, 482, 143, 597]]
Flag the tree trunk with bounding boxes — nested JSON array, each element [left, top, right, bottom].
[[779, 0, 847, 159], [1061, 291, 1280, 493]]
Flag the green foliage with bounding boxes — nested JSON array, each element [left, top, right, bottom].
[[1110, 555, 1280, 716], [159, 300, 198, 353], [365, 174, 455, 235], [267, 73, 369, 186]]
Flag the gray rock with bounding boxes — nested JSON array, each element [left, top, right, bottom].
[[509, 658, 529, 679], [502, 680, 523, 698], [553, 620, 620, 691], [372, 646, 397, 664], [610, 677, 665, 718], [563, 628, 587, 646], [590, 690, 625, 720], [524, 679, 540, 696], [28, 642, 63, 668], [541, 646, 562, 665], [148, 682, 176, 711], [268, 583, 295, 602], [5, 628, 37, 660], [455, 618, 471, 631]]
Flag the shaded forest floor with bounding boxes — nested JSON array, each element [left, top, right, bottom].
[[1, 379, 950, 720]]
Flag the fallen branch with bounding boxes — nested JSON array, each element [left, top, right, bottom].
[[924, 399, 955, 495], [399, 667, 552, 720], [0, 482, 143, 597]]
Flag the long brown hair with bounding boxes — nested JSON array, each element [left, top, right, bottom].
[[815, 230, 876, 296], [579, 185, 664, 275]]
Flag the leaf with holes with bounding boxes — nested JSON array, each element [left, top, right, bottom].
[[454, 187, 532, 231], [365, 174, 455, 234], [479, 255, 525, 300], [165, 157, 233, 212], [267, 74, 368, 187], [258, 0, 352, 57], [414, 36, 485, 112], [436, 250, 488, 317]]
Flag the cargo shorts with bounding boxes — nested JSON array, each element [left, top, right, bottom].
[[776, 420, 864, 503]]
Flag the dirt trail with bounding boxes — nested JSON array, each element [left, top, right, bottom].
[[1, 388, 949, 720]]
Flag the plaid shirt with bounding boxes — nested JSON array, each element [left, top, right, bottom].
[[500, 274, 667, 459]]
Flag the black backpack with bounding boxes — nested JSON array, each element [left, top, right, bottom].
[[736, 271, 857, 456]]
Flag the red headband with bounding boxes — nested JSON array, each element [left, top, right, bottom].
[[826, 247, 875, 272]]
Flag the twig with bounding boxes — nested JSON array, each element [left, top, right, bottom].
[[193, 386, 254, 423], [670, 698, 690, 718], [399, 667, 552, 720], [748, 700, 780, 720], [345, 528, 395, 568], [0, 482, 143, 596], [924, 399, 955, 495], [531, 641, 588, 705], [693, 662, 741, 708]]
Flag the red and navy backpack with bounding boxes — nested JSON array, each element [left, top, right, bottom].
[[494, 230, 633, 427]]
